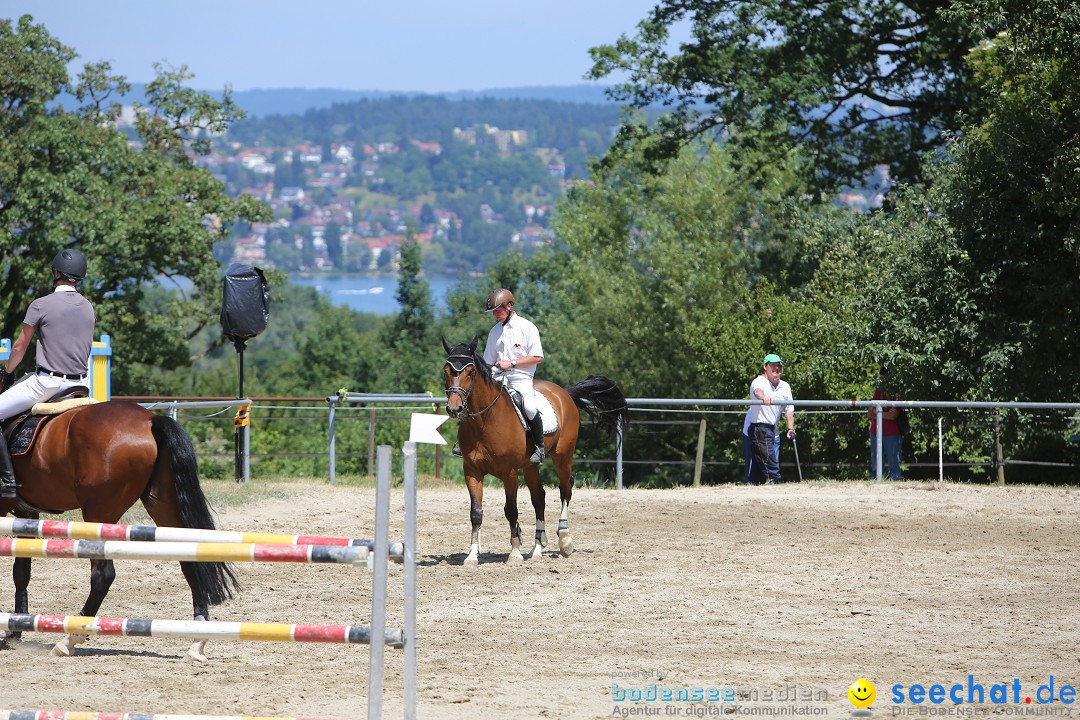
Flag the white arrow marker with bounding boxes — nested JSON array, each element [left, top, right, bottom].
[[408, 413, 450, 445]]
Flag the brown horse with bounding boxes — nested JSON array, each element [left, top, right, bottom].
[[0, 400, 239, 660], [442, 338, 629, 566]]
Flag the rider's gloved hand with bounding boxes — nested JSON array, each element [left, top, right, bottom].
[[0, 368, 13, 392]]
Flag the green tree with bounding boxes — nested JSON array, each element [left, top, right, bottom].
[[0, 16, 270, 393], [323, 221, 343, 269], [747, 0, 1080, 477], [547, 141, 812, 397], [419, 202, 437, 226], [298, 225, 315, 269], [287, 304, 377, 394], [376, 237, 439, 393], [937, 0, 1080, 401], [587, 0, 991, 189]]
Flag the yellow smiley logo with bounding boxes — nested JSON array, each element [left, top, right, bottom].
[[848, 678, 876, 708]]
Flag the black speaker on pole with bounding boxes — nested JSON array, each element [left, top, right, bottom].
[[221, 263, 269, 482]]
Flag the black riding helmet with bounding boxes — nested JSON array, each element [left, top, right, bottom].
[[52, 248, 87, 283]]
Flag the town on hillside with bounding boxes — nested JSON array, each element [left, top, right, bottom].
[[196, 122, 591, 277], [174, 92, 887, 278]]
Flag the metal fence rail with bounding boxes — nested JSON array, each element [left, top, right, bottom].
[[123, 395, 1080, 487], [138, 398, 253, 483]]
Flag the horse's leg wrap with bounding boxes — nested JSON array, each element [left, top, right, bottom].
[[508, 521, 524, 565], [557, 502, 573, 557], [529, 521, 547, 560]]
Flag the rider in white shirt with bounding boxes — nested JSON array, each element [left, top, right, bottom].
[[482, 288, 546, 464]]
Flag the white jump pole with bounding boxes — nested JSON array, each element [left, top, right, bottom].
[[402, 441, 418, 720], [368, 446, 391, 720], [938, 417, 944, 482]]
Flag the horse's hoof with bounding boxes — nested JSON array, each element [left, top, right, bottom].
[[186, 641, 209, 663], [528, 545, 545, 560], [507, 550, 524, 565], [558, 531, 574, 557], [50, 637, 77, 657], [464, 552, 479, 568]]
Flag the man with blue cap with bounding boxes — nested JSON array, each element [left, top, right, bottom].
[[741, 353, 796, 485]]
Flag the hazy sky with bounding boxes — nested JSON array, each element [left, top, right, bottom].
[[8, 1, 662, 92]]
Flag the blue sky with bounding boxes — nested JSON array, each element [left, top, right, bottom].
[[8, 1, 662, 93]]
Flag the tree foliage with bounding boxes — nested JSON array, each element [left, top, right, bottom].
[[587, 0, 991, 188], [0, 15, 270, 393], [374, 237, 441, 394]]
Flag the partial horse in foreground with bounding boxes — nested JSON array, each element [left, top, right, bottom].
[[0, 400, 239, 660], [442, 338, 629, 565]]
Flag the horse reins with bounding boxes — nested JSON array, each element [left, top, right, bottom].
[[444, 353, 505, 420]]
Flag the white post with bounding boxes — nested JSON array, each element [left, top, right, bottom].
[[242, 422, 251, 483], [615, 418, 625, 489], [327, 397, 337, 485], [402, 442, 418, 720], [368, 445, 391, 720], [692, 417, 706, 488], [875, 405, 884, 481], [938, 417, 944, 482]]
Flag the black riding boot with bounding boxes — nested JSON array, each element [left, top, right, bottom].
[[0, 440, 17, 499], [528, 413, 545, 465]]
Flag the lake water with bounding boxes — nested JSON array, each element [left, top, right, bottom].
[[289, 274, 458, 315]]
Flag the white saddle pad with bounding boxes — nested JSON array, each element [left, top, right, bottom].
[[506, 387, 558, 435]]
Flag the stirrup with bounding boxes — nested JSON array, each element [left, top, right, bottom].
[[451, 445, 462, 458], [529, 447, 544, 465], [0, 482, 17, 500]]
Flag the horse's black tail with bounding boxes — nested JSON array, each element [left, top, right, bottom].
[[564, 374, 631, 444], [151, 414, 241, 607]]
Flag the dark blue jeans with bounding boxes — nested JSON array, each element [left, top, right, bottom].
[[743, 424, 778, 485], [870, 433, 903, 480]]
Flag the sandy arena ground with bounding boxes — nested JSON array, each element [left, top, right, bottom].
[[3, 479, 1079, 720]]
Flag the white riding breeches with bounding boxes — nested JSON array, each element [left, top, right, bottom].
[[494, 370, 538, 419], [0, 371, 86, 421]]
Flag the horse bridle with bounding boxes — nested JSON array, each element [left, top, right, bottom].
[[444, 353, 505, 419]]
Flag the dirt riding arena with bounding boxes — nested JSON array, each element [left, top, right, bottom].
[[3, 480, 1078, 719]]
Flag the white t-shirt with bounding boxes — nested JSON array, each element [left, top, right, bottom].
[[743, 377, 794, 432], [482, 313, 543, 377]]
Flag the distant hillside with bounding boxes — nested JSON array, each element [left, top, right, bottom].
[[224, 95, 624, 150], [68, 83, 618, 118], [233, 85, 617, 116]]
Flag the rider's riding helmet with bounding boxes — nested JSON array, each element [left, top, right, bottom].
[[52, 248, 87, 283], [484, 288, 515, 313]]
